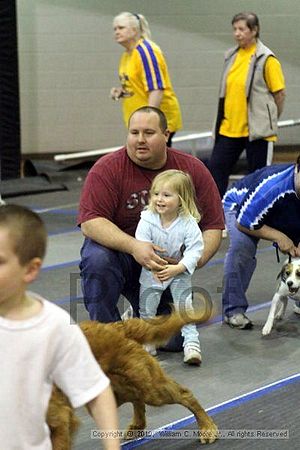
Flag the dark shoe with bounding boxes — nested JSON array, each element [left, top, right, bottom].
[[224, 313, 253, 329]]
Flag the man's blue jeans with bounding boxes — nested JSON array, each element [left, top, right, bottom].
[[79, 238, 184, 350], [223, 209, 259, 317]]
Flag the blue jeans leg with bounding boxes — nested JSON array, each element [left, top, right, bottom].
[[223, 210, 259, 317], [80, 238, 183, 351], [79, 238, 141, 322]]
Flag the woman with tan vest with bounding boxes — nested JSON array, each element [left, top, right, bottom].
[[209, 12, 285, 198]]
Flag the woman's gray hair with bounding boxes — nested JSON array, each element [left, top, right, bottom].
[[232, 12, 260, 38], [113, 12, 151, 40]]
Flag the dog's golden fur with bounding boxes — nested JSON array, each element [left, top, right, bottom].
[[47, 310, 218, 447]]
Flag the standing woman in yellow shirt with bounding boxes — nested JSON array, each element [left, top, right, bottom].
[[111, 12, 182, 147], [209, 12, 286, 198]]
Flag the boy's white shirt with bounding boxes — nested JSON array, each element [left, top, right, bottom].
[[135, 210, 204, 289], [0, 292, 109, 450]]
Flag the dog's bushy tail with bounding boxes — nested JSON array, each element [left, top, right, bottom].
[[113, 307, 213, 346]]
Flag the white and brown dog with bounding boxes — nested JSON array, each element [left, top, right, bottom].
[[262, 257, 300, 335]]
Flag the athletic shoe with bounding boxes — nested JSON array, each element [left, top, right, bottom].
[[224, 313, 253, 329], [183, 343, 202, 366]]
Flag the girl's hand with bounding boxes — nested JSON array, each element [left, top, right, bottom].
[[155, 263, 186, 282]]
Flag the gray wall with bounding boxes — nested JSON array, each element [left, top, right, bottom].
[[17, 0, 300, 155]]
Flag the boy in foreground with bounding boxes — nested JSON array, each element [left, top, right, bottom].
[[0, 204, 120, 449]]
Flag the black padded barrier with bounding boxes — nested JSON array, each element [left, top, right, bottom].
[[0, 0, 21, 180]]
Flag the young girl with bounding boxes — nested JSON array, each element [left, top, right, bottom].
[[135, 169, 204, 365]]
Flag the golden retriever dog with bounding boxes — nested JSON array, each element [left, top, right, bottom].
[[47, 310, 218, 448], [262, 257, 300, 335]]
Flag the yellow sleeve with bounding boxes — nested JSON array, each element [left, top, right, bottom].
[[264, 56, 285, 93], [136, 40, 167, 92]]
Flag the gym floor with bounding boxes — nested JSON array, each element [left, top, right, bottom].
[[2, 160, 300, 449]]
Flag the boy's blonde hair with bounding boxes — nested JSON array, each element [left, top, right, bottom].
[[148, 170, 201, 222], [0, 204, 47, 265]]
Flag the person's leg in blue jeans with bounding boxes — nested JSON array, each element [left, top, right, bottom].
[[80, 238, 141, 322], [80, 238, 183, 350], [223, 209, 259, 318]]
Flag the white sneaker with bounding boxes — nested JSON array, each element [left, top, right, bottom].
[[183, 343, 202, 366], [293, 302, 300, 315], [224, 313, 253, 329], [144, 344, 157, 356]]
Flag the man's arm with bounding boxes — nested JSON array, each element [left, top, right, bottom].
[[237, 223, 300, 256], [197, 229, 222, 269], [82, 217, 136, 254], [273, 89, 285, 117], [87, 385, 120, 450], [189, 159, 224, 268], [81, 217, 167, 270]]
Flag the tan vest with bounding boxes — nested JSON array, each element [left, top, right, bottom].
[[214, 40, 278, 141]]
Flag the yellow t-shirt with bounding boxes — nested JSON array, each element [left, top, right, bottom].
[[219, 44, 285, 141], [119, 39, 182, 132]]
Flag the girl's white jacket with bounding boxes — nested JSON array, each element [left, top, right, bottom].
[[135, 210, 204, 288]]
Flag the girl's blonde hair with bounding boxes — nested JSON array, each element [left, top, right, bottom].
[[148, 170, 201, 222], [113, 12, 151, 40]]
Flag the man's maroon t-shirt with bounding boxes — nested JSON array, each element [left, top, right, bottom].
[[78, 147, 224, 236]]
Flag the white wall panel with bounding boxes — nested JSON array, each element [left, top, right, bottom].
[[17, 0, 300, 154]]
